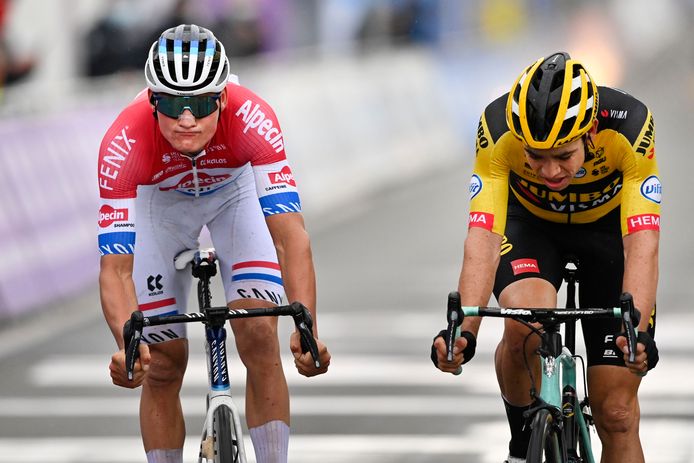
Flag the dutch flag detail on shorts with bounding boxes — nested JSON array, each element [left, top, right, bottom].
[[231, 261, 283, 286], [138, 297, 178, 316]]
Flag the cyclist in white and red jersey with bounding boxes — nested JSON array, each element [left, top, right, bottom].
[[98, 24, 330, 463], [431, 52, 660, 462]]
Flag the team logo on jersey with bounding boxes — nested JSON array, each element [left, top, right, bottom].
[[268, 166, 296, 187], [600, 109, 628, 119], [235, 99, 285, 153], [475, 118, 488, 155], [510, 171, 622, 213], [640, 176, 661, 204], [160, 172, 231, 194], [99, 127, 136, 191], [98, 205, 129, 227], [635, 114, 655, 158], [627, 214, 660, 234], [469, 174, 482, 200], [574, 168, 587, 178], [511, 258, 540, 275], [468, 211, 493, 231]]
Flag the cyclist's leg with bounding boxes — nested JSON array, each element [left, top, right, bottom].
[[587, 367, 643, 462], [133, 186, 200, 459], [577, 223, 647, 463], [208, 166, 289, 462], [493, 203, 565, 459], [496, 277, 555, 404]]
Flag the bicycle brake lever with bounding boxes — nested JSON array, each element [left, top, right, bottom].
[[446, 291, 463, 376], [290, 302, 321, 369], [123, 310, 144, 381], [620, 292, 639, 364], [446, 292, 463, 362]]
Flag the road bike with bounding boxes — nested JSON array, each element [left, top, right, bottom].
[[442, 259, 638, 463], [123, 248, 321, 463]]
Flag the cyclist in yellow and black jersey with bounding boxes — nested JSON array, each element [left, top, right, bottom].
[[432, 52, 660, 463], [471, 81, 659, 235]]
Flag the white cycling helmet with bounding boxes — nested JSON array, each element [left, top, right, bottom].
[[145, 24, 230, 96]]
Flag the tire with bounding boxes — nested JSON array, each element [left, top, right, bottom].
[[526, 409, 564, 463], [213, 405, 240, 463]]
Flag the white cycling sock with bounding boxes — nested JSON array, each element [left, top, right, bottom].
[[249, 420, 289, 463], [145, 448, 183, 463]]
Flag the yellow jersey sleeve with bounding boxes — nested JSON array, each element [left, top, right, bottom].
[[619, 111, 661, 235], [468, 112, 515, 236]]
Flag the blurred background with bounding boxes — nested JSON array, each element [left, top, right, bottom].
[[0, 0, 692, 461]]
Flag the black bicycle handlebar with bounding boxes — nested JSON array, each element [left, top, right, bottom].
[[123, 301, 321, 380], [442, 291, 638, 365]]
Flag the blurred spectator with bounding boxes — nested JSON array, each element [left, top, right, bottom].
[[83, 0, 266, 78], [83, 0, 152, 76], [0, 0, 35, 87], [321, 0, 441, 55]]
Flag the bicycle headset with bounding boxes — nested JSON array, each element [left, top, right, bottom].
[[145, 23, 230, 96], [506, 51, 598, 150]]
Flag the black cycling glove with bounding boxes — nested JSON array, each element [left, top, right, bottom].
[[637, 331, 659, 371], [430, 329, 477, 368]]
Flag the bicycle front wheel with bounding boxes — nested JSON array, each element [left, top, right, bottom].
[[213, 405, 241, 463], [526, 409, 564, 463]]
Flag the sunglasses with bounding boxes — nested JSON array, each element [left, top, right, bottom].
[[152, 94, 221, 119]]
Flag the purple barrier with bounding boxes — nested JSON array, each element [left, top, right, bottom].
[[0, 108, 117, 318]]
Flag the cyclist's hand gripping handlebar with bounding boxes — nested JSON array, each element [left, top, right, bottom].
[[290, 302, 321, 369], [620, 292, 640, 364], [446, 291, 463, 375], [123, 310, 144, 381]]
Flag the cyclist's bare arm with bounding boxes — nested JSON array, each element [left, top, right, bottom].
[[100, 254, 139, 346], [618, 229, 659, 373], [458, 227, 503, 334], [100, 254, 151, 386], [434, 227, 502, 372], [622, 229, 659, 331], [266, 212, 330, 376], [266, 212, 316, 322]]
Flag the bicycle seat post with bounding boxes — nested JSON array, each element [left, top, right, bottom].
[[191, 250, 218, 312]]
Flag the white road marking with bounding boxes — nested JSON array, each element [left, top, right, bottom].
[[0, 420, 692, 463], [28, 351, 694, 398]]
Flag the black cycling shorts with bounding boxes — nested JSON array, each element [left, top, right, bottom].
[[492, 197, 656, 367]]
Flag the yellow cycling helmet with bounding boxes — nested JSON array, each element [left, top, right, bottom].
[[506, 52, 598, 149]]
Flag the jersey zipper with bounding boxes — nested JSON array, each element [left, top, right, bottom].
[[188, 150, 207, 198]]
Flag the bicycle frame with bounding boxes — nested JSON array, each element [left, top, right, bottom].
[[535, 264, 596, 462], [536, 340, 595, 462], [445, 262, 638, 463], [124, 249, 320, 463]]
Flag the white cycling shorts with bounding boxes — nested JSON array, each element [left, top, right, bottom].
[[133, 165, 285, 344]]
